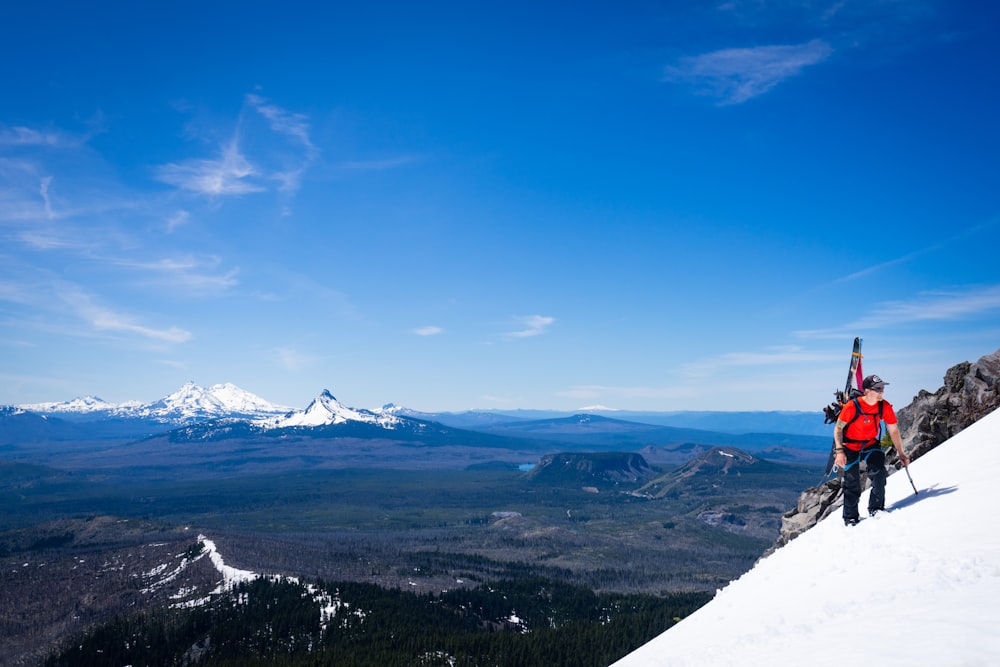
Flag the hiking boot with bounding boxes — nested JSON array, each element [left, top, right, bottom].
[[869, 508, 883, 517], [845, 517, 860, 526]]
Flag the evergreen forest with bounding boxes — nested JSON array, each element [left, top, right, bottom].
[[46, 576, 710, 666]]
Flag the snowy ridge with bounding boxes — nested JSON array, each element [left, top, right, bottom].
[[199, 536, 257, 592], [17, 383, 411, 430], [613, 406, 1000, 667], [262, 390, 403, 429], [155, 536, 361, 629], [130, 382, 290, 422], [20, 395, 122, 414], [20, 382, 292, 424]]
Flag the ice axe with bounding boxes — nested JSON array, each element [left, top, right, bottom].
[[903, 463, 918, 495]]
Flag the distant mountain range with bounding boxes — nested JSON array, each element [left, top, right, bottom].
[[19, 382, 291, 423], [13, 382, 830, 435], [2, 382, 831, 474]]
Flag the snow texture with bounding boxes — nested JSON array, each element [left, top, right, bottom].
[[20, 382, 290, 422], [262, 389, 402, 429], [613, 407, 1000, 667], [199, 536, 256, 590]]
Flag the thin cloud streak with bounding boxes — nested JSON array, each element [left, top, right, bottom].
[[665, 39, 833, 104], [797, 284, 1000, 338], [503, 315, 555, 339], [412, 326, 444, 336], [53, 283, 192, 343], [680, 345, 836, 378], [835, 217, 1000, 283], [0, 125, 75, 148], [112, 255, 240, 294], [246, 94, 316, 153]]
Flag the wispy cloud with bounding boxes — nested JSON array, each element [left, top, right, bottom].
[[275, 346, 324, 372], [411, 326, 444, 336], [0, 274, 192, 345], [679, 345, 835, 377], [246, 94, 316, 153], [0, 125, 70, 148], [665, 39, 833, 104], [112, 255, 239, 294], [39, 176, 55, 219], [834, 217, 999, 283], [53, 282, 192, 343], [503, 315, 555, 339], [797, 284, 1000, 338], [155, 138, 265, 197], [246, 93, 319, 193], [156, 93, 318, 198], [165, 210, 190, 232]]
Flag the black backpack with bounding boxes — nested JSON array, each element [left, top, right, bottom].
[[823, 388, 862, 424]]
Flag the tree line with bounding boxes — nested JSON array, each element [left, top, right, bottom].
[[45, 575, 710, 666]]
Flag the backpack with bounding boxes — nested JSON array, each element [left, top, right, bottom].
[[823, 388, 862, 424], [841, 397, 884, 446]]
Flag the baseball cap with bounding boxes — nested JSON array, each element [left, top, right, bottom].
[[863, 374, 889, 391]]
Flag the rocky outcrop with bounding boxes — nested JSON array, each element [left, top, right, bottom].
[[769, 347, 1000, 554], [526, 452, 655, 486], [896, 351, 1000, 461]]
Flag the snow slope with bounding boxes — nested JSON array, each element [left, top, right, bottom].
[[613, 407, 1000, 667]]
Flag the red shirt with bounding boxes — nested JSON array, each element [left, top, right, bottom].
[[840, 398, 897, 450]]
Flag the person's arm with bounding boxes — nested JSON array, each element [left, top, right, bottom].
[[887, 423, 910, 466], [833, 420, 847, 469]]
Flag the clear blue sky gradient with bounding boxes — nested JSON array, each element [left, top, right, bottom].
[[2, 1, 998, 412]]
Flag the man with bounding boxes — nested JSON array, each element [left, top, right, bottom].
[[833, 374, 910, 525]]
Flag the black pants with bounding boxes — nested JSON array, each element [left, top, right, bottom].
[[842, 444, 886, 521]]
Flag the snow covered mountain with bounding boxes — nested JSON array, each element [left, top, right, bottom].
[[20, 382, 291, 425], [260, 390, 403, 429], [20, 395, 134, 414], [132, 382, 290, 423], [612, 406, 1000, 667]]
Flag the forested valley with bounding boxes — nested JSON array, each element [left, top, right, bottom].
[[2, 450, 819, 665]]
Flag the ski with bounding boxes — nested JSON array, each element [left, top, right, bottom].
[[823, 337, 863, 476]]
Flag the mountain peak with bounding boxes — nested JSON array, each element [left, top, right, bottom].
[[262, 390, 402, 429], [20, 395, 118, 414], [135, 382, 287, 422]]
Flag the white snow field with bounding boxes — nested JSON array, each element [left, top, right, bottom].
[[613, 407, 1000, 667]]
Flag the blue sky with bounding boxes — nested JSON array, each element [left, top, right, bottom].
[[2, 0, 998, 412]]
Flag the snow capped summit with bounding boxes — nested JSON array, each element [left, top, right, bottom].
[[21, 395, 120, 414], [263, 390, 403, 429], [17, 383, 417, 431], [21, 382, 291, 425], [129, 382, 291, 423]]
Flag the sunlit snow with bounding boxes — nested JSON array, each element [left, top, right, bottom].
[[263, 389, 402, 429], [19, 381, 289, 421], [613, 407, 1000, 667]]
